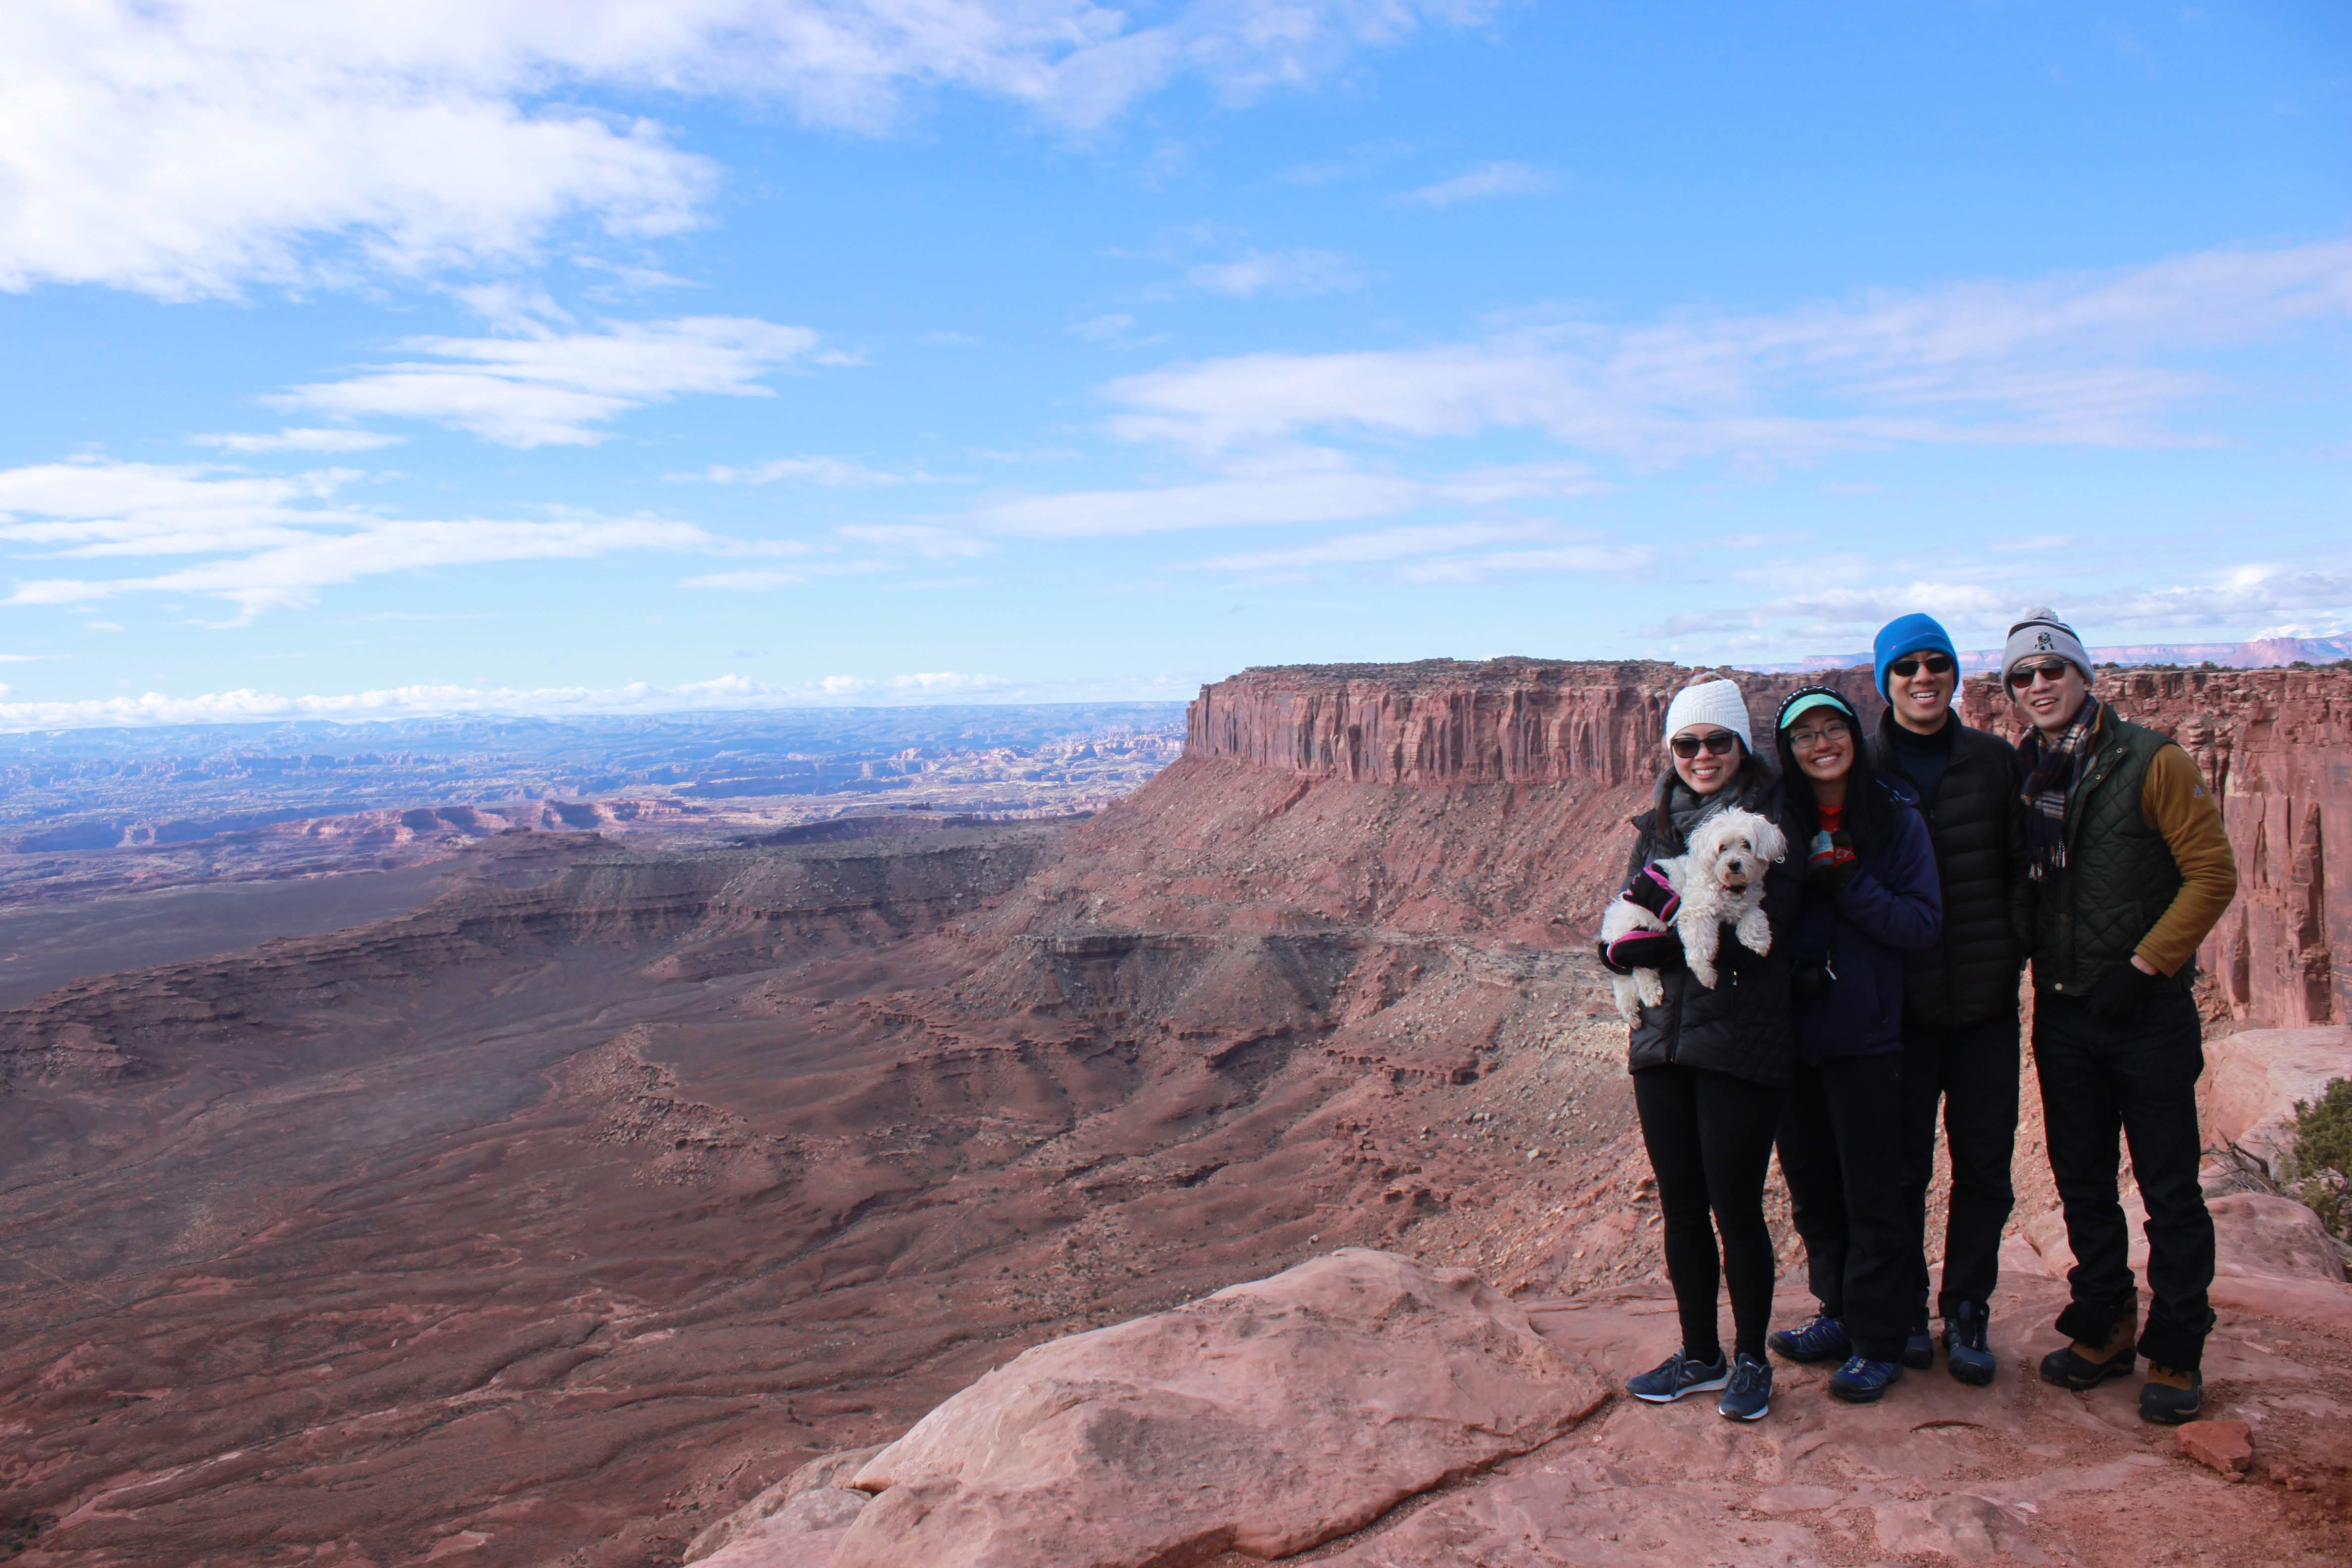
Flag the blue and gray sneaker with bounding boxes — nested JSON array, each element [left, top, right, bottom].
[[1718, 1352, 1772, 1421], [1626, 1349, 1730, 1404], [1828, 1354, 1905, 1403], [1767, 1313, 1850, 1364]]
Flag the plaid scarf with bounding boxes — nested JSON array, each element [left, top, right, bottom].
[[2017, 694, 2102, 881]]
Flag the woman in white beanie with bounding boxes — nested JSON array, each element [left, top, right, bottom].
[[1599, 676, 1799, 1421]]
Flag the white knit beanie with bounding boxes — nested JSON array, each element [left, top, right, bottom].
[[2002, 608, 2093, 684], [1662, 678, 1755, 754]]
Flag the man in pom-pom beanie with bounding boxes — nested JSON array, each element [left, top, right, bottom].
[[2005, 609, 2237, 1425], [1865, 613, 2025, 1387]]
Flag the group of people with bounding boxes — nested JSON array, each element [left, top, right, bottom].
[[1597, 608, 2239, 1425]]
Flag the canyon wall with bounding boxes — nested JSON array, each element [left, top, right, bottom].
[[1960, 665, 2352, 1029], [1187, 657, 1882, 790], [1194, 656, 2351, 1031]]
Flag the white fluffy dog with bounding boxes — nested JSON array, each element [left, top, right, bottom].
[[1601, 807, 1788, 1019]]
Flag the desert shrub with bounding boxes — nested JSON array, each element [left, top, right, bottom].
[[2287, 1077, 2352, 1240]]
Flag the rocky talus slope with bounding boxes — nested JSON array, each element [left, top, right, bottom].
[[3, 659, 2347, 1567]]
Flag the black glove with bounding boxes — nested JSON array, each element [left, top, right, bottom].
[[1791, 964, 1831, 1005], [2089, 960, 2157, 1025], [1619, 863, 1681, 922], [1806, 858, 1860, 894], [1599, 929, 1684, 976]]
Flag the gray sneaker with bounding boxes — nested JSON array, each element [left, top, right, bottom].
[[1626, 1349, 1729, 1404], [1718, 1352, 1772, 1421]]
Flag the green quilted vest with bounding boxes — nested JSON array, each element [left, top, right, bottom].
[[2032, 711, 2189, 997]]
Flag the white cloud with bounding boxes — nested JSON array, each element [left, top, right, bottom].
[[686, 455, 930, 487], [0, 458, 710, 619], [1186, 247, 1363, 297], [681, 560, 892, 589], [191, 428, 406, 454], [1184, 516, 1652, 581], [835, 524, 994, 557], [974, 451, 1601, 537], [1663, 553, 2352, 668], [1102, 239, 2352, 461], [276, 316, 821, 446], [0, 0, 1491, 299], [1193, 520, 1557, 571], [1395, 160, 1557, 207], [0, 669, 1042, 732], [1397, 542, 1650, 583], [1072, 313, 1138, 342]]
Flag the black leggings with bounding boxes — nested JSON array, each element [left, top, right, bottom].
[[1632, 1063, 1786, 1363], [1778, 1053, 1912, 1360]]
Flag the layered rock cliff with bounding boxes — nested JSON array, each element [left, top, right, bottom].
[[1961, 664, 2352, 1028], [1187, 657, 1882, 791]]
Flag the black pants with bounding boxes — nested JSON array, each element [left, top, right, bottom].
[[1633, 1063, 1785, 1364], [2034, 987, 2216, 1370], [1899, 1014, 2021, 1318], [1777, 1053, 1912, 1361]]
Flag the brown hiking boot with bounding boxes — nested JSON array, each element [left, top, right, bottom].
[[2038, 1303, 2137, 1390], [2140, 1365, 2203, 1424]]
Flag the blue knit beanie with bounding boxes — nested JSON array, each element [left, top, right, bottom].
[[1873, 613, 1959, 696]]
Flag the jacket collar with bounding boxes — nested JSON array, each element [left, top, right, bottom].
[[1872, 703, 1966, 747]]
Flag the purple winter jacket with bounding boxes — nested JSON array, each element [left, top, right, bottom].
[[1789, 776, 1943, 1060]]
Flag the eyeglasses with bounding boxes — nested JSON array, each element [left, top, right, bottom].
[[2006, 659, 2075, 690], [1888, 654, 1955, 679], [1670, 731, 1740, 759], [1786, 724, 1850, 751]]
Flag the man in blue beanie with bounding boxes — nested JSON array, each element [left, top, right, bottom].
[[1864, 613, 2025, 1386]]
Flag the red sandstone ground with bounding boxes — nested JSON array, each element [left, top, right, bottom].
[[3, 658, 2347, 1566]]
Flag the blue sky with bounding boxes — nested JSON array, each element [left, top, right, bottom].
[[0, 1, 2346, 726]]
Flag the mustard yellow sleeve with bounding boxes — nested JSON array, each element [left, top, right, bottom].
[[2136, 744, 2237, 976]]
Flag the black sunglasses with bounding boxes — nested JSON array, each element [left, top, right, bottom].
[[1888, 653, 1955, 678], [2006, 658, 2075, 690], [1670, 731, 1740, 759]]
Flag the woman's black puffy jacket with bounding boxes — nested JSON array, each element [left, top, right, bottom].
[[1617, 766, 1801, 1088]]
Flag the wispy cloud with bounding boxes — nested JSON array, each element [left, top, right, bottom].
[[275, 317, 823, 446], [1193, 520, 1558, 571], [1394, 160, 1558, 207], [1187, 247, 1364, 297], [973, 452, 1602, 538], [835, 524, 993, 558], [191, 428, 405, 454], [0, 1, 1493, 299], [1658, 552, 2352, 664], [0, 458, 710, 620], [0, 670, 1041, 732], [683, 455, 935, 487], [1188, 519, 1648, 581], [1101, 240, 2352, 461], [681, 560, 893, 590]]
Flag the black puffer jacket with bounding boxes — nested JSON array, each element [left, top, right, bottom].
[[1620, 765, 1800, 1088], [1866, 710, 2023, 1029]]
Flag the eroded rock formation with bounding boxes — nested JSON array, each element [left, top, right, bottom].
[[5, 656, 2348, 1568], [1962, 663, 2352, 1028]]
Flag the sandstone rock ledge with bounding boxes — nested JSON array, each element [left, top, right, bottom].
[[687, 1249, 1608, 1567], [685, 1238, 2352, 1568]]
